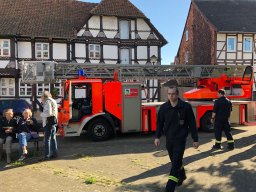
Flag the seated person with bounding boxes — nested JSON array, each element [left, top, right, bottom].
[[17, 108, 39, 161], [0, 109, 19, 164]]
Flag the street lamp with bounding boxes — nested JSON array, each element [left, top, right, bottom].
[[150, 55, 158, 65]]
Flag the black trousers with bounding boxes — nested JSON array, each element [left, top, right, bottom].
[[165, 139, 186, 192], [214, 118, 233, 142]]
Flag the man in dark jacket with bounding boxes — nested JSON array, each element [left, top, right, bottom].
[[211, 89, 234, 150], [154, 86, 199, 192], [0, 108, 19, 163]]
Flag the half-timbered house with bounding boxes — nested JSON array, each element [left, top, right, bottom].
[[0, 0, 167, 102]]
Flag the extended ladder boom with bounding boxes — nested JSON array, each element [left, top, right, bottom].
[[21, 61, 249, 83]]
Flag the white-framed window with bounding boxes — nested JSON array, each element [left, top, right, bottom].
[[37, 83, 50, 96], [227, 37, 236, 52], [0, 78, 15, 96], [243, 37, 253, 52], [185, 30, 189, 41], [53, 81, 62, 97], [0, 39, 10, 57], [35, 43, 49, 59], [119, 20, 130, 39], [89, 44, 100, 59], [19, 80, 32, 96]]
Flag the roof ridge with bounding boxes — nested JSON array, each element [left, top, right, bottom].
[[90, 0, 146, 18]]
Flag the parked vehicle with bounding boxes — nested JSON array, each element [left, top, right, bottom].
[[20, 61, 256, 141], [0, 99, 32, 118]]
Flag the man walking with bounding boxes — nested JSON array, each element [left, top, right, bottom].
[[40, 91, 58, 161], [155, 86, 199, 192], [211, 89, 234, 150]]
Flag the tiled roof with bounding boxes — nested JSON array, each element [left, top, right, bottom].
[[0, 0, 97, 38], [90, 0, 146, 18], [0, 0, 166, 44], [193, 0, 256, 32]]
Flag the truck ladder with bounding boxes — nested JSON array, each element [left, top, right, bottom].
[[21, 61, 248, 83]]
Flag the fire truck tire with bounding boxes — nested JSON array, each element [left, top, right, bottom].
[[88, 118, 113, 141], [200, 111, 214, 132]]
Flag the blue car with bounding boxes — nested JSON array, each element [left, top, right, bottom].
[[0, 99, 32, 117]]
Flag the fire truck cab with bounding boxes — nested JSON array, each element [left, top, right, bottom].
[[58, 76, 153, 141]]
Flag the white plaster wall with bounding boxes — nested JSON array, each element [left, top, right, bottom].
[[77, 29, 85, 36], [227, 53, 236, 60], [53, 43, 67, 60], [103, 45, 118, 59], [137, 18, 150, 31], [75, 43, 86, 58], [104, 60, 117, 65], [103, 16, 117, 29], [138, 32, 150, 40], [237, 52, 242, 60], [137, 46, 147, 59], [237, 42, 242, 50], [150, 46, 158, 57], [137, 18, 150, 39], [131, 20, 135, 39], [243, 53, 253, 60], [0, 60, 9, 68], [76, 59, 85, 63], [91, 29, 100, 37], [217, 33, 226, 42], [103, 16, 117, 39], [217, 42, 225, 50], [238, 34, 243, 42], [138, 60, 147, 65], [17, 42, 32, 58], [89, 16, 100, 37], [131, 20, 135, 31], [105, 31, 117, 39], [131, 48, 134, 62], [90, 59, 100, 64], [89, 16, 100, 28]]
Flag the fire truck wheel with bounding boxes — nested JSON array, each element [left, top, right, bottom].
[[200, 111, 214, 132], [88, 118, 112, 141]]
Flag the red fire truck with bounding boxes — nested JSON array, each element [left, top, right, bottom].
[[21, 62, 255, 141]]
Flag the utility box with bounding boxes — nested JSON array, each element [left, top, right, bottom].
[[122, 83, 141, 133]]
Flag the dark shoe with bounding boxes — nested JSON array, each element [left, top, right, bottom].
[[38, 157, 50, 162], [212, 144, 222, 150], [227, 144, 235, 150], [18, 154, 26, 162], [50, 155, 58, 159], [177, 168, 187, 186]]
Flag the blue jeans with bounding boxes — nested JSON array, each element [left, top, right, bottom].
[[18, 132, 32, 155], [44, 123, 58, 158]]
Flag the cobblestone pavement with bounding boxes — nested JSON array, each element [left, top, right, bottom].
[[0, 125, 255, 192]]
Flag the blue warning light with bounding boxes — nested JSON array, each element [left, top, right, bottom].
[[78, 69, 85, 76]]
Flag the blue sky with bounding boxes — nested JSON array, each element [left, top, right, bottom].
[[85, 0, 191, 64]]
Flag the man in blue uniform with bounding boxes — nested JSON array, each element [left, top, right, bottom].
[[155, 86, 199, 192], [211, 89, 234, 150]]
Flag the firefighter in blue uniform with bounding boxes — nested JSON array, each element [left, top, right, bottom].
[[155, 86, 199, 192], [211, 89, 234, 150]]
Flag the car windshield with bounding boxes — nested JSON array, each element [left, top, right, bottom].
[[0, 100, 30, 113]]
